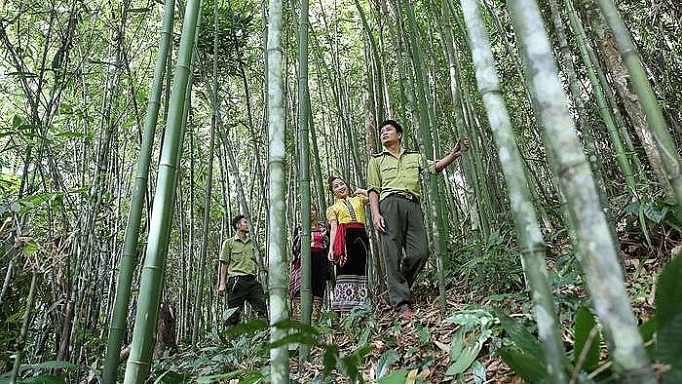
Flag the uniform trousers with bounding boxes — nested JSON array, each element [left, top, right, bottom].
[[225, 274, 268, 325], [379, 194, 429, 311]]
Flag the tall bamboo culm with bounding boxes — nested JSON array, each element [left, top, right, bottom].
[[460, 0, 566, 381], [594, 0, 682, 205], [398, 0, 449, 306], [563, 0, 638, 193], [266, 0, 289, 380], [296, 0, 314, 362], [102, 0, 175, 381], [507, 0, 653, 379], [190, 0, 221, 346], [122, 0, 201, 380]]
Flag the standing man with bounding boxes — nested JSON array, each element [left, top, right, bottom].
[[367, 120, 469, 320], [218, 214, 268, 326]]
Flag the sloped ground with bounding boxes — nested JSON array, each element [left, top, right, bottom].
[[164, 219, 678, 383], [291, 286, 520, 383], [289, 223, 680, 383]]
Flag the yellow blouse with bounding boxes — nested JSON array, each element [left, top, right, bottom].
[[326, 196, 367, 225]]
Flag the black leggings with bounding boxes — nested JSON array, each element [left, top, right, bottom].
[[310, 250, 328, 298], [337, 227, 368, 276]]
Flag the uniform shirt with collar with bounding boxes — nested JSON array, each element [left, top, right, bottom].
[[366, 148, 436, 201], [219, 234, 258, 277]]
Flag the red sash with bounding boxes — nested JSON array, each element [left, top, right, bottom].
[[332, 222, 364, 267]]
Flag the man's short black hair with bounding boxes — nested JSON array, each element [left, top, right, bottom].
[[231, 214, 246, 230], [379, 119, 403, 134]]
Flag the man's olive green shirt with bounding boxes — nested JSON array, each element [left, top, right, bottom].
[[367, 148, 436, 201], [219, 235, 258, 277]]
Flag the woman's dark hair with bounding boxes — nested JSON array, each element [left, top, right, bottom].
[[231, 214, 246, 230], [327, 176, 345, 193]]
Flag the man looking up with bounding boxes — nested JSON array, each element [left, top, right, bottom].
[[367, 119, 469, 320]]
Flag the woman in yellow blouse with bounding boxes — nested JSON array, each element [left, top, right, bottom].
[[326, 176, 369, 311]]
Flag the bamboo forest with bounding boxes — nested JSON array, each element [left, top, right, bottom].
[[1, 0, 681, 381]]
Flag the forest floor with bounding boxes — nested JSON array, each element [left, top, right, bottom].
[[293, 288, 521, 383], [286, 226, 678, 383], [164, 222, 678, 383]]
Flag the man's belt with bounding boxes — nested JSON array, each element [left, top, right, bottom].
[[228, 274, 256, 283], [390, 192, 419, 202]]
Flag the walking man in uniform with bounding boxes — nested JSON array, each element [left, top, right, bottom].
[[367, 119, 469, 320], [218, 214, 268, 325]]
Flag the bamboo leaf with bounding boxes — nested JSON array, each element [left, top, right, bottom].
[[495, 311, 545, 360], [470, 361, 486, 384], [197, 370, 261, 384], [639, 316, 657, 357], [223, 319, 268, 337], [22, 375, 66, 384], [56, 131, 85, 139], [377, 370, 407, 384], [642, 201, 664, 223], [446, 324, 488, 377], [655, 255, 682, 381], [449, 327, 465, 360], [498, 345, 547, 382], [153, 369, 188, 383], [445, 341, 480, 376], [12, 115, 23, 128], [375, 350, 400, 379], [638, 200, 654, 248], [574, 306, 601, 371], [18, 360, 78, 373]]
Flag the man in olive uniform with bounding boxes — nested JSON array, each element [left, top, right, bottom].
[[218, 215, 268, 325], [367, 120, 468, 320]]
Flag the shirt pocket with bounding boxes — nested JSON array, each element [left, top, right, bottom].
[[404, 159, 422, 180], [381, 165, 398, 181], [231, 249, 244, 260]]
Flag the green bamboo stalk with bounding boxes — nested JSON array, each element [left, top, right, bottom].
[[422, 2, 455, 303], [297, 0, 314, 362], [595, 0, 682, 205], [9, 272, 37, 384], [549, 0, 607, 193], [355, 0, 384, 124], [165, 0, 201, 354], [563, 0, 637, 192], [476, 3, 557, 232], [446, 1, 499, 240], [186, 115, 197, 341], [460, 0, 567, 380], [190, 0, 221, 346], [459, 88, 493, 237], [102, 0, 175, 381], [431, 0, 473, 249], [507, 0, 653, 379], [550, 0, 623, 255], [306, 93, 326, 211], [122, 0, 201, 380], [400, 0, 449, 306], [266, 0, 289, 380]]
